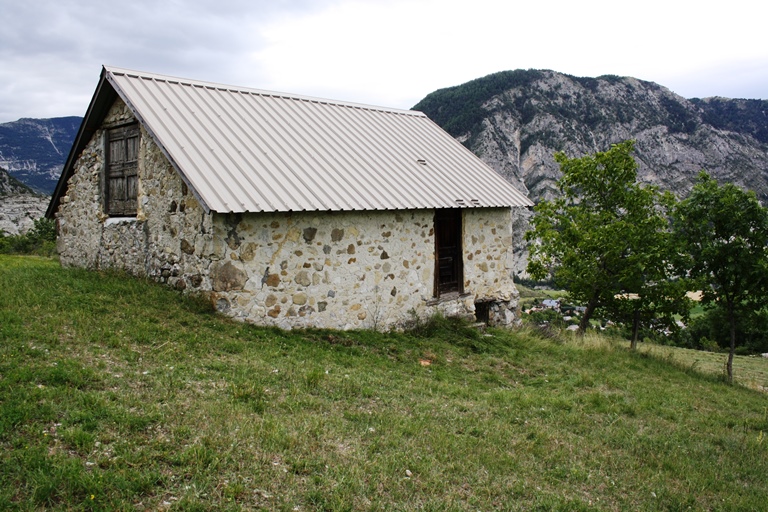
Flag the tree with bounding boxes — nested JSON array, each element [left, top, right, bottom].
[[672, 172, 768, 382], [526, 141, 687, 345], [608, 239, 690, 349]]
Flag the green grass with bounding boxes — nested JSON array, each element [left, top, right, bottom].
[[1, 255, 767, 511]]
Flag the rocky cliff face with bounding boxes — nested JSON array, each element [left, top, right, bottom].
[[414, 70, 768, 276], [0, 167, 49, 236], [0, 166, 34, 196], [0, 116, 81, 194], [414, 70, 768, 204], [0, 194, 50, 236]]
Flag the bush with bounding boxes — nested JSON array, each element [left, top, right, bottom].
[[524, 307, 567, 328], [0, 218, 57, 257]]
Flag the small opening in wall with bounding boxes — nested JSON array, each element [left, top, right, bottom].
[[474, 301, 490, 324]]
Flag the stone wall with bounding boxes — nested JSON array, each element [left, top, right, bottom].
[[462, 209, 520, 326], [203, 207, 519, 330], [56, 98, 212, 282], [55, 97, 521, 331]]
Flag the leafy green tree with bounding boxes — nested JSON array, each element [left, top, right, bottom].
[[26, 217, 57, 248], [526, 141, 687, 344], [683, 307, 768, 355], [672, 172, 768, 382]]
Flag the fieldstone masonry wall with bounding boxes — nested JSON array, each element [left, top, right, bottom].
[[55, 97, 521, 330], [204, 207, 519, 330]]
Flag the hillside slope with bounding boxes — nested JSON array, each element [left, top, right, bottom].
[[0, 166, 34, 196], [1, 255, 767, 510], [0, 167, 49, 235]]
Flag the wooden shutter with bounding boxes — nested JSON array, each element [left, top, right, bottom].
[[106, 124, 139, 216], [434, 209, 463, 296]]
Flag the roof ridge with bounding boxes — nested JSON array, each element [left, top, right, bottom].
[[103, 65, 424, 116]]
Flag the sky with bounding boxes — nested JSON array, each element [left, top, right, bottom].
[[1, 0, 767, 123]]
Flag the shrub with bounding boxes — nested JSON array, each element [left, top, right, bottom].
[[0, 218, 57, 257], [524, 307, 567, 328]]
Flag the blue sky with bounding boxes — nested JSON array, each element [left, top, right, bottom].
[[2, 0, 766, 123]]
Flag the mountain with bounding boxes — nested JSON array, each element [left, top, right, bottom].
[[414, 70, 768, 203], [413, 69, 768, 276], [0, 116, 81, 194]]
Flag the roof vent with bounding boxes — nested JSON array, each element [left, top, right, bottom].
[[417, 159, 427, 165]]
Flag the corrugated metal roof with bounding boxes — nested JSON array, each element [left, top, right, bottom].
[[104, 66, 532, 213]]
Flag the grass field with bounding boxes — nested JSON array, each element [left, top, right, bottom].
[[1, 256, 767, 511]]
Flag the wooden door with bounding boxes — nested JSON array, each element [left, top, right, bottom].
[[434, 209, 463, 296]]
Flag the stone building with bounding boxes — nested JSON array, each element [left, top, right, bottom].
[[47, 66, 532, 330]]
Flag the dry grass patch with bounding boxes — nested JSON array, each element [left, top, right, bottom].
[[638, 342, 768, 391]]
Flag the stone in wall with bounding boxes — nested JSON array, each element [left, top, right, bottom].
[[211, 261, 248, 291]]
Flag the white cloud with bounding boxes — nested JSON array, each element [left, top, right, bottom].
[[0, 0, 766, 122]]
